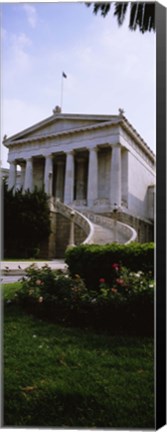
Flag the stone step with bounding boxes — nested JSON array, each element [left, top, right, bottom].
[[81, 210, 129, 244], [92, 224, 115, 244]]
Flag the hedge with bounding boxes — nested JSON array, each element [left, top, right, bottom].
[[65, 243, 154, 290]]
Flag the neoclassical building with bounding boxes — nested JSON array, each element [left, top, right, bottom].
[[3, 107, 155, 222]]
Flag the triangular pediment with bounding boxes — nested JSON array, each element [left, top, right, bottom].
[[5, 113, 114, 144]]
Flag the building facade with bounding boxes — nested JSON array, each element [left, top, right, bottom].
[[3, 107, 155, 225]]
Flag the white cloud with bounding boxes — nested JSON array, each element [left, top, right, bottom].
[[12, 32, 31, 48], [23, 4, 37, 29], [3, 32, 32, 81]]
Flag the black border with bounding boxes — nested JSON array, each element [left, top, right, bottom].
[[156, 2, 166, 429]]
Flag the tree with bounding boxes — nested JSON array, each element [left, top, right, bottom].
[[3, 181, 51, 258], [86, 2, 155, 33]]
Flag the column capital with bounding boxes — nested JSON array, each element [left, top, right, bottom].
[[8, 159, 17, 165], [45, 153, 53, 159], [87, 146, 98, 153], [65, 149, 75, 156], [25, 156, 33, 162], [111, 143, 121, 149]]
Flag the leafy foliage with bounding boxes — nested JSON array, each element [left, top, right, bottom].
[[17, 264, 88, 307], [86, 2, 155, 33], [3, 181, 51, 258], [13, 262, 154, 336], [65, 242, 154, 290]]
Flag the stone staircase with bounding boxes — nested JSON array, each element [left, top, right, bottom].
[[53, 199, 137, 246], [81, 210, 137, 244], [92, 224, 115, 244]]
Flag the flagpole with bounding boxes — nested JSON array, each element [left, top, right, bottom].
[[60, 73, 64, 111], [60, 72, 67, 112]]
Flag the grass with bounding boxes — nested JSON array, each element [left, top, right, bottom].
[[2, 282, 22, 301], [3, 283, 155, 428]]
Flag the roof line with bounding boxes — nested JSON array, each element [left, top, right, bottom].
[[4, 112, 116, 142], [4, 114, 155, 161]]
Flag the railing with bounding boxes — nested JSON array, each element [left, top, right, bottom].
[[50, 199, 137, 245], [117, 221, 137, 244], [82, 210, 137, 244], [53, 199, 94, 244]]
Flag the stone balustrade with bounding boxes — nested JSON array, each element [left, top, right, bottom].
[[54, 199, 94, 244]]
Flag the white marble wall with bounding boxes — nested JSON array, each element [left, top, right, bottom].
[[128, 151, 155, 219]]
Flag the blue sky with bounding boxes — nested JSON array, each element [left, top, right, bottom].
[[1, 2, 156, 168]]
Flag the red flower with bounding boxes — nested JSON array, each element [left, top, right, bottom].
[[112, 263, 120, 271], [116, 278, 124, 285], [99, 278, 105, 284]]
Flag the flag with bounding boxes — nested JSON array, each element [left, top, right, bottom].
[[62, 71, 67, 78]]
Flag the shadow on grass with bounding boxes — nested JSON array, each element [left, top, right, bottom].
[[4, 386, 154, 429], [3, 304, 154, 429]]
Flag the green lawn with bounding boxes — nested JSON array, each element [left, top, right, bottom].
[[3, 284, 155, 428]]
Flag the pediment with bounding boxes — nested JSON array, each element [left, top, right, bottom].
[[5, 113, 113, 145]]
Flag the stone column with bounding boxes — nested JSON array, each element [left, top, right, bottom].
[[87, 147, 98, 207], [64, 151, 74, 204], [19, 162, 26, 190], [75, 157, 86, 200], [8, 160, 17, 191], [44, 155, 53, 196], [68, 210, 75, 247], [55, 160, 65, 201], [23, 157, 33, 192], [110, 144, 121, 208]]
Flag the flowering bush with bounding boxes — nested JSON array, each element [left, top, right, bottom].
[[16, 262, 154, 335], [17, 264, 88, 307], [98, 263, 154, 303]]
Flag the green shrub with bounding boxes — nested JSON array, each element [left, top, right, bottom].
[[15, 263, 154, 336], [17, 264, 88, 307], [65, 243, 154, 290]]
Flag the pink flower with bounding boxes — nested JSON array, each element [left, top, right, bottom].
[[36, 279, 43, 286], [116, 278, 124, 285], [111, 288, 118, 293], [99, 278, 105, 284], [112, 263, 120, 271]]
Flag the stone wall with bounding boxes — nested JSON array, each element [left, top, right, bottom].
[[103, 211, 154, 243], [55, 213, 86, 258], [39, 211, 87, 259]]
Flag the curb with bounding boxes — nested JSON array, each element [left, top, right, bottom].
[[1, 270, 26, 276]]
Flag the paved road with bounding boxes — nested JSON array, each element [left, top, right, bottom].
[[1, 275, 24, 284]]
